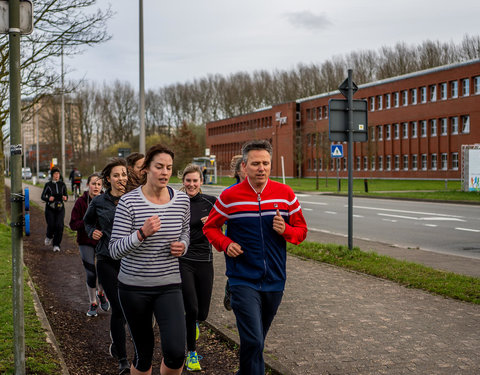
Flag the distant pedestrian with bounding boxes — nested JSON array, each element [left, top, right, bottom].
[[109, 144, 190, 375], [69, 172, 110, 317], [41, 167, 68, 252], [179, 164, 216, 371], [204, 140, 308, 375], [83, 158, 130, 374]]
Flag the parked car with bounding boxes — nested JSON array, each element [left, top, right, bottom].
[[22, 167, 32, 179], [38, 171, 47, 179]]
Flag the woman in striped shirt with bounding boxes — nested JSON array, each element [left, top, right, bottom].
[[109, 144, 190, 375]]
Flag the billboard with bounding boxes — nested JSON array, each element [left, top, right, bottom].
[[468, 149, 480, 191]]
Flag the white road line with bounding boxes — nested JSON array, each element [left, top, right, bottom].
[[455, 227, 480, 233], [382, 218, 397, 223], [325, 211, 337, 215], [423, 224, 438, 227], [299, 201, 328, 205], [353, 205, 464, 219], [353, 215, 364, 218], [303, 207, 313, 211], [295, 194, 311, 197], [378, 213, 418, 220], [378, 213, 465, 222]]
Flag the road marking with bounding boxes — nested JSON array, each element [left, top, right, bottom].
[[353, 215, 364, 218], [378, 213, 465, 222], [300, 201, 328, 206], [295, 194, 311, 197], [423, 224, 438, 227], [309, 228, 347, 237], [455, 227, 480, 233], [353, 205, 464, 219], [381, 218, 397, 223], [303, 207, 313, 211], [325, 211, 337, 215], [378, 213, 418, 220]]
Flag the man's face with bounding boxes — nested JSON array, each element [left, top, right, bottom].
[[243, 149, 271, 189]]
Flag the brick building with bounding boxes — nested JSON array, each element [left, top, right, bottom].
[[206, 59, 480, 179]]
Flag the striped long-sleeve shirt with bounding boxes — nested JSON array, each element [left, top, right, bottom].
[[109, 186, 190, 287]]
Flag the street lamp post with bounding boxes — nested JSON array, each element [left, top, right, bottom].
[[61, 44, 65, 178], [139, 0, 145, 154]]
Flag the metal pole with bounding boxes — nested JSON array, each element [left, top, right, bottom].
[[61, 44, 65, 178], [139, 0, 146, 154], [36, 106, 39, 178], [347, 69, 354, 250], [9, 0, 25, 372], [315, 128, 319, 190]]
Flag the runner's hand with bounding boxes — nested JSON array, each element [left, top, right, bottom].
[[273, 209, 285, 234], [170, 241, 185, 257], [226, 242, 243, 257], [92, 230, 103, 240], [142, 215, 161, 237]]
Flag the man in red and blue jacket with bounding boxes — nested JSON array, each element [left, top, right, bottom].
[[204, 140, 307, 375]]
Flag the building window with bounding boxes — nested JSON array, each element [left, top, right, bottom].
[[402, 122, 408, 139], [386, 155, 391, 171], [385, 94, 391, 109], [462, 78, 470, 96], [411, 121, 417, 138], [363, 156, 368, 171], [394, 155, 400, 171], [440, 118, 447, 135], [371, 156, 376, 171], [420, 120, 427, 137], [430, 119, 437, 137], [307, 159, 311, 170], [475, 76, 480, 94], [402, 90, 408, 106], [386, 124, 391, 140], [378, 155, 383, 171], [441, 153, 448, 170], [461, 115, 470, 133], [450, 117, 458, 134], [420, 86, 427, 103], [356, 156, 361, 171], [403, 155, 409, 171], [412, 154, 418, 170], [393, 92, 399, 107], [440, 82, 447, 99], [377, 95, 383, 110], [452, 153, 459, 170], [431, 154, 437, 170], [369, 97, 375, 111], [317, 107, 322, 119], [378, 125, 383, 140], [323, 106, 328, 118], [370, 127, 375, 141], [394, 123, 399, 139], [450, 80, 458, 98], [410, 88, 417, 104], [429, 85, 437, 102], [421, 154, 427, 170]]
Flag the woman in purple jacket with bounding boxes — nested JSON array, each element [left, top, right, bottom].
[[69, 172, 110, 317]]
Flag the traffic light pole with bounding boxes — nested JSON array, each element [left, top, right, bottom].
[[347, 69, 354, 250], [9, 0, 26, 373]]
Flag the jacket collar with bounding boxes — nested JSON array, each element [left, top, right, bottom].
[[246, 176, 269, 195]]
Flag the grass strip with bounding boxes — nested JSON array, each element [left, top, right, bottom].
[[287, 241, 480, 304], [0, 224, 61, 374]]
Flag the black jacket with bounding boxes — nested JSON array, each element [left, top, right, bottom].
[[41, 180, 68, 210], [83, 188, 121, 259], [181, 193, 216, 262]]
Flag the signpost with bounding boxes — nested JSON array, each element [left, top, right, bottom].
[[328, 70, 368, 250]]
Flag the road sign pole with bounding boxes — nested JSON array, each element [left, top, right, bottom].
[[9, 0, 26, 373], [347, 69, 354, 250]]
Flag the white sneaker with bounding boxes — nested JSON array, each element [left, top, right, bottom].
[[44, 237, 53, 246], [53, 246, 61, 252]]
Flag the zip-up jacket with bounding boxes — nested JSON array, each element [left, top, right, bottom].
[[69, 191, 99, 247], [203, 178, 307, 291], [41, 180, 68, 209], [83, 188, 120, 259]]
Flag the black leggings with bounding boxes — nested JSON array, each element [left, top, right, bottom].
[[44, 207, 64, 246], [119, 284, 186, 372], [179, 259, 214, 351], [96, 258, 127, 359]]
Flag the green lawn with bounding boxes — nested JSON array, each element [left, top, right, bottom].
[[0, 224, 60, 374]]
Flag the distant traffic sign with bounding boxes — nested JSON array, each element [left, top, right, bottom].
[[328, 99, 368, 142], [331, 144, 344, 158]]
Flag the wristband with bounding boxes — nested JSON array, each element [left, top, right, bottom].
[[138, 228, 147, 241]]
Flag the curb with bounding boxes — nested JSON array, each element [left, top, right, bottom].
[[27, 276, 70, 375]]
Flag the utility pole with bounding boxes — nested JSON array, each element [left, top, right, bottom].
[[139, 0, 146, 154], [36, 106, 39, 178], [61, 44, 66, 178], [9, 1, 25, 372]]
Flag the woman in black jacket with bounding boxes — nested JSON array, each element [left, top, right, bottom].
[[41, 167, 68, 252], [83, 158, 130, 375]]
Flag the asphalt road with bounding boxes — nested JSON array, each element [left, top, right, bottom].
[[198, 184, 480, 260]]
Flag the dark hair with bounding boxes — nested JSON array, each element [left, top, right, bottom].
[[126, 152, 145, 168], [50, 167, 60, 175], [241, 140, 273, 163], [87, 172, 102, 185], [101, 158, 127, 188], [140, 144, 175, 185]]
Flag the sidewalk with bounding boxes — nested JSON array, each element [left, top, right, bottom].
[[14, 180, 480, 374]]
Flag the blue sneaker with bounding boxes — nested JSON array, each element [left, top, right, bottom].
[[185, 351, 201, 371]]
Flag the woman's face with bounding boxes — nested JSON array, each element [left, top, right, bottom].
[[183, 171, 202, 197], [52, 171, 60, 181], [133, 158, 145, 177], [146, 153, 173, 189], [87, 176, 103, 198], [107, 166, 128, 194]]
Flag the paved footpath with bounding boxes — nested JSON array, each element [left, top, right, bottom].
[[13, 181, 480, 374]]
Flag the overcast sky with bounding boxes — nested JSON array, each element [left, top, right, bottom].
[[66, 0, 480, 90]]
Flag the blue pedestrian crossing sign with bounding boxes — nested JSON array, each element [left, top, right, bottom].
[[331, 144, 344, 158]]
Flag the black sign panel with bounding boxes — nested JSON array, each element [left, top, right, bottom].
[[328, 99, 368, 142]]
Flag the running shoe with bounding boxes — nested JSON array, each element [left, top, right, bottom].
[[223, 281, 232, 311], [185, 351, 201, 371], [196, 322, 200, 341], [53, 245, 61, 252], [118, 358, 130, 374], [96, 291, 110, 312], [44, 237, 53, 246], [86, 303, 98, 317]]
